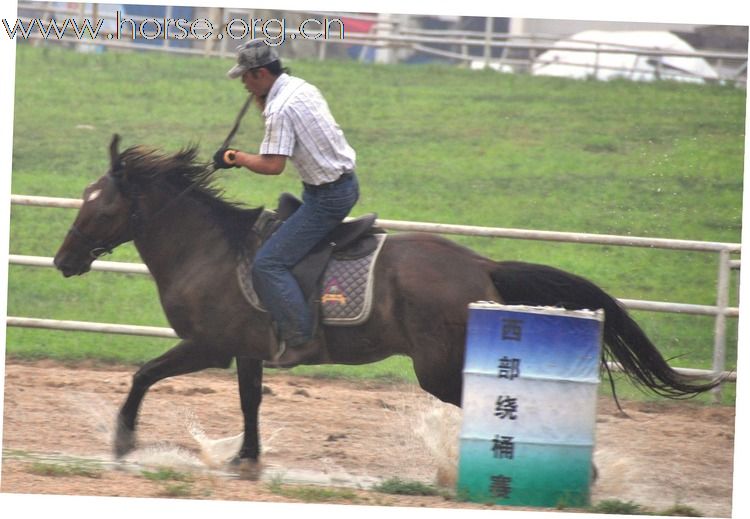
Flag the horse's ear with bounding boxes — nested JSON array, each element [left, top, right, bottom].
[[109, 134, 120, 165], [109, 134, 126, 179]]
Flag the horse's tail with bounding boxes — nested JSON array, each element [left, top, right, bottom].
[[489, 261, 720, 399]]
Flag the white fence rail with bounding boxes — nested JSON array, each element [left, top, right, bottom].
[[7, 252, 738, 320], [7, 194, 739, 390], [7, 316, 179, 339]]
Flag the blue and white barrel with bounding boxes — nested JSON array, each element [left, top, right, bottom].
[[457, 303, 603, 507]]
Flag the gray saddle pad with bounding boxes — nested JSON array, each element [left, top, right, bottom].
[[237, 234, 387, 326]]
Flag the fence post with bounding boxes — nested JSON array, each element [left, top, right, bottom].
[[711, 248, 731, 402], [483, 17, 492, 68], [594, 43, 600, 78], [163, 5, 173, 52], [374, 13, 394, 64], [318, 39, 328, 61]]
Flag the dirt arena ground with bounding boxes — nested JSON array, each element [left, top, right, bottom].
[[0, 360, 737, 516]]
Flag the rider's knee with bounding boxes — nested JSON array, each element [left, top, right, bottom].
[[252, 253, 276, 275]]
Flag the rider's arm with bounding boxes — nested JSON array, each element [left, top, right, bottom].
[[225, 150, 286, 175]]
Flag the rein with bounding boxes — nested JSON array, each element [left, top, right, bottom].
[[134, 92, 255, 222], [68, 95, 256, 258]]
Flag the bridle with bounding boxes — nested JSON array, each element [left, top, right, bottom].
[[64, 182, 142, 260], [65, 223, 120, 260]]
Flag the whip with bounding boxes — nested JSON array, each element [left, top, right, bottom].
[[221, 93, 255, 150]]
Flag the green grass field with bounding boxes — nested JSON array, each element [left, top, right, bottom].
[[5, 43, 745, 404]]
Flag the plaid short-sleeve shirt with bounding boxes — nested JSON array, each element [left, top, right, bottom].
[[259, 73, 356, 185]]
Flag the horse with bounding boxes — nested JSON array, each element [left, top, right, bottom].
[[53, 135, 719, 474]]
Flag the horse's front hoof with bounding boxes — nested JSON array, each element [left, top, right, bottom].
[[228, 456, 263, 481], [114, 417, 136, 458]]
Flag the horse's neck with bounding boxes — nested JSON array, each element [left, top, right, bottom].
[[133, 196, 233, 285]]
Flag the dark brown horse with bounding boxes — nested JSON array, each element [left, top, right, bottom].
[[53, 135, 718, 472]]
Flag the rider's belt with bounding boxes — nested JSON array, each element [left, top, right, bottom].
[[303, 171, 354, 192]]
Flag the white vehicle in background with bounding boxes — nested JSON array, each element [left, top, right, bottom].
[[531, 30, 719, 83]]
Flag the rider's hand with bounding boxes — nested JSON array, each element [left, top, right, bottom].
[[213, 147, 239, 169]]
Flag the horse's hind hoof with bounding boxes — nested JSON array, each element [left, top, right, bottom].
[[228, 456, 263, 481], [113, 417, 136, 458]]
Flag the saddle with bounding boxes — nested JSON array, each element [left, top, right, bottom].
[[277, 192, 381, 258], [250, 193, 385, 326]]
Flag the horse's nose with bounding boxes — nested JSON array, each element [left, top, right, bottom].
[[53, 251, 82, 277], [53, 252, 64, 271], [53, 257, 73, 277]]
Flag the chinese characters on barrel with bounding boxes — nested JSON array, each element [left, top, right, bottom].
[[494, 395, 518, 420], [489, 317, 525, 499], [498, 356, 520, 380], [490, 475, 513, 499], [492, 435, 515, 459], [501, 318, 523, 341]]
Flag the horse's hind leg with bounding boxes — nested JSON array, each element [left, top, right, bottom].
[[115, 338, 232, 458], [412, 354, 463, 407], [229, 356, 263, 479], [407, 325, 465, 407]]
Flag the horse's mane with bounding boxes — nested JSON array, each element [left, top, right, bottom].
[[119, 144, 263, 252]]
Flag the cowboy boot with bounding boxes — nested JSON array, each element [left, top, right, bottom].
[[266, 332, 327, 368]]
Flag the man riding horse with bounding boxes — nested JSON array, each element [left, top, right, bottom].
[[213, 39, 360, 367]]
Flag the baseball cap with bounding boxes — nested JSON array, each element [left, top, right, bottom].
[[226, 39, 280, 79]]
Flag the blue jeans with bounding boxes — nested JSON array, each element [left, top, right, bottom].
[[252, 173, 359, 347]]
